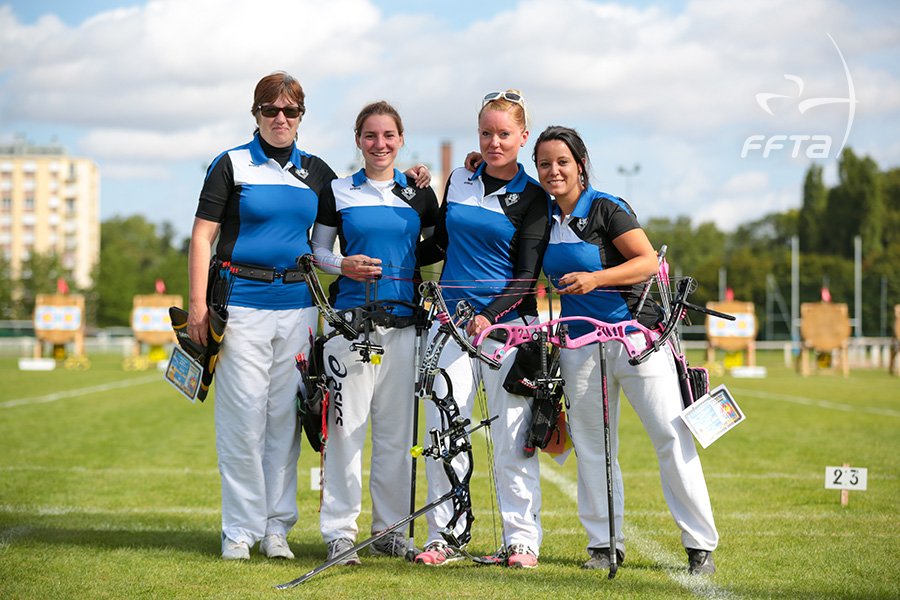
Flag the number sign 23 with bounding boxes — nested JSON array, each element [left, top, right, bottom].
[[824, 466, 868, 491]]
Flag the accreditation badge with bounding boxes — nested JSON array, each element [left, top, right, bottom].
[[164, 345, 203, 402]]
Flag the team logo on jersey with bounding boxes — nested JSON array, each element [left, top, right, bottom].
[[297, 167, 309, 179], [401, 186, 416, 200], [576, 218, 588, 230], [504, 193, 520, 206]]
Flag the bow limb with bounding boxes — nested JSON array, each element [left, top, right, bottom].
[[474, 317, 661, 363], [419, 280, 501, 370], [296, 254, 359, 340]]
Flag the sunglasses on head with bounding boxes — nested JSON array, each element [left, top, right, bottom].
[[482, 91, 525, 107], [257, 104, 303, 119]]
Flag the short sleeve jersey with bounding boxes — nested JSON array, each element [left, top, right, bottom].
[[541, 186, 664, 337], [438, 163, 550, 323], [196, 133, 336, 310], [316, 168, 438, 317]]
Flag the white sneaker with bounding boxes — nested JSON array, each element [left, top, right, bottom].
[[260, 534, 295, 559], [221, 535, 250, 560]]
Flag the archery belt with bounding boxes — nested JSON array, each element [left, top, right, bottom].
[[224, 260, 305, 284]]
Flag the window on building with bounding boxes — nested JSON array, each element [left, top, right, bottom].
[[24, 195, 35, 211], [1, 196, 10, 211], [66, 198, 76, 214]]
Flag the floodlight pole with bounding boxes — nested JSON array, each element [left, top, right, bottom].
[[617, 163, 640, 201], [854, 235, 862, 338], [791, 236, 799, 350]]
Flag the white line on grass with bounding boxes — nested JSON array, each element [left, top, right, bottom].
[[0, 375, 161, 408], [0, 465, 219, 476], [541, 466, 734, 600], [0, 525, 31, 548], [731, 388, 900, 418], [8, 463, 893, 482], [0, 504, 218, 516]]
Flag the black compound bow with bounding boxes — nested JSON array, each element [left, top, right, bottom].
[[276, 275, 499, 589]]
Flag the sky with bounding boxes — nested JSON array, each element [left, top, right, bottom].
[[1, 0, 898, 242]]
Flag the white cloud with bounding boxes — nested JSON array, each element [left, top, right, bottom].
[[0, 0, 897, 236], [721, 171, 769, 194]]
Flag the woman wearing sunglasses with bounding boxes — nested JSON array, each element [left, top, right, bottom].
[[188, 74, 429, 561], [309, 101, 439, 566], [415, 90, 550, 569], [535, 126, 718, 575]]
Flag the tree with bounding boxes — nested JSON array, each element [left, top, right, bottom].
[[881, 168, 900, 249], [93, 216, 189, 326], [798, 164, 827, 252], [0, 253, 14, 319], [643, 216, 727, 277], [824, 148, 884, 258], [18, 251, 70, 320], [729, 210, 798, 256]]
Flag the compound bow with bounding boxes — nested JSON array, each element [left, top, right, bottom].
[[471, 275, 735, 579], [276, 276, 500, 589]]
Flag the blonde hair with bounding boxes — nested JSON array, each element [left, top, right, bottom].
[[478, 88, 528, 130]]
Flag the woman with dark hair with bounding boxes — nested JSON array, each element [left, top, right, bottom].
[[188, 75, 428, 561], [310, 101, 438, 566], [415, 90, 550, 569], [534, 125, 719, 575]]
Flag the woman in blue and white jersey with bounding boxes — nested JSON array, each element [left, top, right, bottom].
[[310, 101, 438, 565], [536, 126, 718, 575], [415, 90, 550, 569], [188, 72, 335, 561]]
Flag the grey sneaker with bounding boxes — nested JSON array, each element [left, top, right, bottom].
[[582, 547, 625, 570], [327, 537, 361, 566], [369, 531, 409, 557], [687, 548, 716, 575], [221, 534, 250, 560], [260, 534, 294, 559]]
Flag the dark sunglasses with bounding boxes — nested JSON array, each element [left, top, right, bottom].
[[258, 104, 303, 119]]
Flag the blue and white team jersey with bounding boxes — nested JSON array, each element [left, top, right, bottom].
[[317, 169, 438, 317], [439, 163, 549, 323], [542, 185, 663, 337], [197, 133, 336, 310]]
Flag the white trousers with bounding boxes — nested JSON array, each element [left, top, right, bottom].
[[422, 320, 543, 552], [320, 326, 416, 542], [214, 305, 318, 546], [560, 335, 719, 553]]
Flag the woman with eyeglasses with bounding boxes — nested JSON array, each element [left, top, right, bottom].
[[188, 73, 429, 562], [308, 101, 438, 566], [414, 89, 550, 569], [534, 126, 718, 575]]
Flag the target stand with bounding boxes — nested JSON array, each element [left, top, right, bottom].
[[889, 305, 900, 377], [799, 302, 851, 377], [125, 294, 182, 370], [33, 294, 90, 370], [705, 301, 758, 373]]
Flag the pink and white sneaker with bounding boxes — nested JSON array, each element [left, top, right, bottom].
[[414, 541, 464, 566], [507, 543, 538, 569]]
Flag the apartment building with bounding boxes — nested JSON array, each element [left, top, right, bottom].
[[0, 139, 100, 289]]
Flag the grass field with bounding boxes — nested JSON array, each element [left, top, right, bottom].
[[1, 350, 898, 599]]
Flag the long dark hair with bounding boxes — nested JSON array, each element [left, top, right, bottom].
[[532, 125, 591, 187]]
